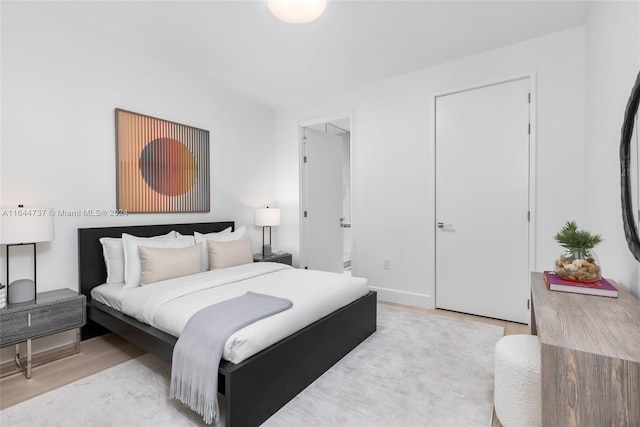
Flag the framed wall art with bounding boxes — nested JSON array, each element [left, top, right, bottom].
[[115, 108, 210, 213]]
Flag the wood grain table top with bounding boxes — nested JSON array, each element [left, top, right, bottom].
[[531, 271, 640, 361]]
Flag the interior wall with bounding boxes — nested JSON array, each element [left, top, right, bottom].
[[584, 1, 640, 297], [0, 3, 277, 357], [276, 27, 587, 308]]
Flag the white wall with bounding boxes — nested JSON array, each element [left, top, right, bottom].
[[277, 27, 587, 308], [0, 4, 277, 357], [585, 1, 640, 297]]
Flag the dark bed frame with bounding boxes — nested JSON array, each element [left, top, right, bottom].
[[78, 221, 377, 427]]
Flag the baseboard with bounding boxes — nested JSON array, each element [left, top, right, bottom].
[[369, 286, 433, 309], [0, 342, 79, 378]]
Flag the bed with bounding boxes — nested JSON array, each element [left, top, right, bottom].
[[78, 221, 377, 427]]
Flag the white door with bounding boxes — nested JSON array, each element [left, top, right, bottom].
[[435, 78, 531, 323], [302, 127, 344, 273]]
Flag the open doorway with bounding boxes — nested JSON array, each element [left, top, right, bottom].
[[300, 116, 353, 274]]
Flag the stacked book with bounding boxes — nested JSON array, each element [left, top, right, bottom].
[[543, 271, 618, 298]]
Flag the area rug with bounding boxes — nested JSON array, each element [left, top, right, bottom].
[[0, 303, 503, 427]]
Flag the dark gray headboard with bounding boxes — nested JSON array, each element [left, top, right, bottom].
[[78, 221, 234, 299]]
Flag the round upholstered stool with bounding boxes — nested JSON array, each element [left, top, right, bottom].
[[494, 334, 541, 427]]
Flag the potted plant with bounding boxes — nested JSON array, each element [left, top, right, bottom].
[[554, 220, 603, 282]]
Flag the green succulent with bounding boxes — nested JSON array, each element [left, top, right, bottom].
[[554, 220, 603, 258]]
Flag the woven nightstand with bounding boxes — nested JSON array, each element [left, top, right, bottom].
[[0, 289, 86, 378]]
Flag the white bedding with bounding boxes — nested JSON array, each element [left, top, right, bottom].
[[91, 262, 369, 364], [91, 282, 127, 311]]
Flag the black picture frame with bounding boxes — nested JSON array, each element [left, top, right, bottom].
[[620, 70, 640, 262]]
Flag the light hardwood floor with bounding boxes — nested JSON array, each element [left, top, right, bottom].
[[0, 302, 530, 411]]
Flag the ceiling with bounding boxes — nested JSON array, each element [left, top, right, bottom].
[[18, 1, 592, 108]]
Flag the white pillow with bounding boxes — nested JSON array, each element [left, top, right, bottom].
[[99, 231, 176, 284], [207, 235, 253, 270], [122, 234, 194, 288], [194, 225, 246, 271], [138, 243, 202, 285], [175, 227, 231, 241]]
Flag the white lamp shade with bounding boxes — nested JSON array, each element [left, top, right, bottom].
[[255, 208, 281, 227], [0, 209, 55, 244], [267, 0, 327, 23]]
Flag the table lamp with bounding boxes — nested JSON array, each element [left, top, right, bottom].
[[0, 205, 55, 303], [255, 207, 280, 257]]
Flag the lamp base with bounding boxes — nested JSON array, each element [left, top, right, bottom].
[[262, 244, 272, 257], [9, 279, 36, 303]]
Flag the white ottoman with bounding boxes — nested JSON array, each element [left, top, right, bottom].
[[494, 334, 541, 427]]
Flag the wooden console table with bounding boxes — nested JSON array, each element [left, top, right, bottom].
[[530, 272, 640, 426]]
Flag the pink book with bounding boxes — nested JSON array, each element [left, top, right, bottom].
[[543, 271, 618, 298]]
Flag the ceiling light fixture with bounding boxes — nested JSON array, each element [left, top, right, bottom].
[[267, 0, 327, 24]]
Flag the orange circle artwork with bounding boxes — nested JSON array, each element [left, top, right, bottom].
[[139, 138, 196, 196]]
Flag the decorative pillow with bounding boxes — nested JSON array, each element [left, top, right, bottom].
[[122, 234, 194, 288], [99, 231, 176, 284], [138, 243, 202, 285], [195, 225, 246, 271], [207, 235, 253, 270]]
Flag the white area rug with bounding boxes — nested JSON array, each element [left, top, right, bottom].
[[0, 304, 503, 427]]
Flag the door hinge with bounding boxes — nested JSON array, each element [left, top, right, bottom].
[[527, 299, 530, 310], [304, 156, 307, 163], [528, 93, 531, 103], [527, 211, 530, 222], [528, 123, 531, 134], [304, 211, 308, 218]]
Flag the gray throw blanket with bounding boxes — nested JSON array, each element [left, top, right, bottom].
[[170, 291, 293, 424]]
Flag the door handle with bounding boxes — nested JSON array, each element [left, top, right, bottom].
[[437, 222, 453, 229], [340, 218, 351, 228]]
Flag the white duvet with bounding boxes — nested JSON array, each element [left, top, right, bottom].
[[92, 262, 369, 364]]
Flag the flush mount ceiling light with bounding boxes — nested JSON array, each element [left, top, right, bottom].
[[267, 0, 327, 23]]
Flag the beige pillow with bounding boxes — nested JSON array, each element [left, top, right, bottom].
[[207, 236, 253, 270], [138, 243, 202, 285], [123, 234, 194, 288], [194, 226, 245, 271]]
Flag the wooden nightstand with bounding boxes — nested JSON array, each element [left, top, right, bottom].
[[0, 289, 86, 378], [253, 252, 293, 266]]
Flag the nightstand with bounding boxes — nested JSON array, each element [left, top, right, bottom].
[[253, 251, 293, 266], [0, 289, 86, 379]]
